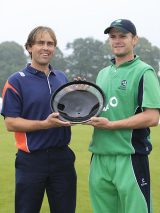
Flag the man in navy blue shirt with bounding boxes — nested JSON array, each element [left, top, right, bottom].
[[1, 26, 77, 213]]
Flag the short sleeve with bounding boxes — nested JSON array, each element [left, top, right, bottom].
[[142, 70, 160, 109], [1, 81, 22, 117]]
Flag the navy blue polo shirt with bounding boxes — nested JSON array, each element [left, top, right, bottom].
[[1, 64, 71, 153]]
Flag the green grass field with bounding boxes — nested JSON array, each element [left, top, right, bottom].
[[0, 117, 159, 212]]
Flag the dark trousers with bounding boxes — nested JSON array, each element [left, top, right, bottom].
[[15, 146, 77, 213]]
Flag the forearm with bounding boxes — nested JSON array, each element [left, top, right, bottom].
[[4, 117, 48, 132], [4, 113, 71, 132], [88, 109, 160, 130], [110, 109, 159, 129]]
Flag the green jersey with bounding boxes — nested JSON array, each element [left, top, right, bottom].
[[89, 56, 160, 155]]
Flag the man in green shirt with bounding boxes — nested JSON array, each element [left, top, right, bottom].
[[87, 19, 160, 213]]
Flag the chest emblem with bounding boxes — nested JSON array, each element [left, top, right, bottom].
[[119, 80, 127, 90]]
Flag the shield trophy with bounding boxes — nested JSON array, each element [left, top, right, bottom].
[[50, 80, 106, 123]]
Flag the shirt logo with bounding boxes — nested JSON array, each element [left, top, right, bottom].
[[19, 72, 25, 77], [118, 80, 127, 90], [141, 178, 148, 187]]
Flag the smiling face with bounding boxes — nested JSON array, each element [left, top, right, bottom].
[[108, 28, 138, 63], [27, 31, 56, 72]]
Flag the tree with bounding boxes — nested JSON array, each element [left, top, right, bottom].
[[0, 37, 160, 93], [50, 47, 68, 71], [0, 41, 27, 93], [135, 37, 160, 72], [65, 38, 110, 82], [65, 37, 160, 82]]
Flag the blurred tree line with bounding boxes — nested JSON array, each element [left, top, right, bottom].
[[0, 37, 160, 93]]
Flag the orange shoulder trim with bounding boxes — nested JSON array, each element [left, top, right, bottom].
[[2, 81, 19, 98]]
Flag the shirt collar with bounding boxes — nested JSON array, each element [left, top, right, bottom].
[[26, 63, 56, 75], [111, 55, 139, 66]]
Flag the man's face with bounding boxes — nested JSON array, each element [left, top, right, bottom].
[[108, 28, 138, 57], [28, 31, 56, 69]]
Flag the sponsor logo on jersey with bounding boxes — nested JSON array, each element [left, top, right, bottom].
[[103, 96, 118, 112]]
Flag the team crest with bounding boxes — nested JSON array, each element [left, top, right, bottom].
[[118, 80, 127, 90]]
